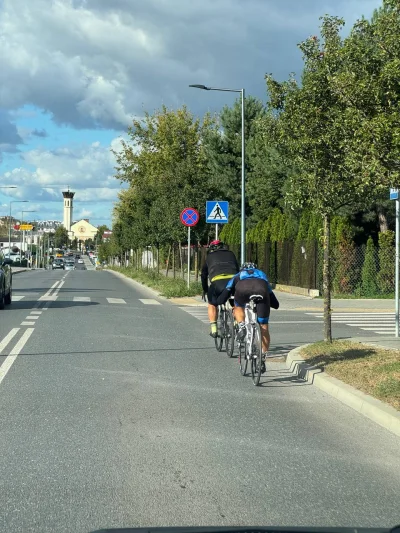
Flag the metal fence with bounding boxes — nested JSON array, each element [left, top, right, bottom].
[[119, 238, 394, 297]]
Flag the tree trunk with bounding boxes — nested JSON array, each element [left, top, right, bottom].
[[195, 242, 199, 282], [377, 205, 388, 233], [165, 245, 171, 277], [179, 242, 184, 278], [173, 243, 176, 278], [323, 213, 332, 342]]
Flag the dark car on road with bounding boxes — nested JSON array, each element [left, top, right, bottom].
[[52, 258, 65, 270], [0, 251, 13, 309]]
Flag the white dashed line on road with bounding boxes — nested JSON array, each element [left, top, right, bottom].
[[0, 328, 34, 386], [0, 328, 20, 355], [107, 298, 127, 304], [73, 296, 91, 302], [21, 322, 36, 326]]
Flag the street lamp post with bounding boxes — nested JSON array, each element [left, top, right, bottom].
[[8, 200, 28, 258], [189, 84, 246, 264]]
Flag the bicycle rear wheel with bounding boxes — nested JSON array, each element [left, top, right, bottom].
[[214, 308, 224, 352], [225, 309, 235, 357], [251, 323, 263, 386]]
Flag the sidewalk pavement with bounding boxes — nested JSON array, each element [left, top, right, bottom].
[[348, 336, 400, 350], [170, 290, 397, 313]]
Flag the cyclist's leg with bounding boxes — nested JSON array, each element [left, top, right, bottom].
[[207, 282, 218, 337], [253, 282, 271, 354], [232, 280, 249, 339]]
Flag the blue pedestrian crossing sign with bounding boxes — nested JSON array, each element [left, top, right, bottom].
[[206, 201, 229, 224], [390, 188, 399, 200]]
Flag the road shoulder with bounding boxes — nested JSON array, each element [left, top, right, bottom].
[[286, 345, 400, 437]]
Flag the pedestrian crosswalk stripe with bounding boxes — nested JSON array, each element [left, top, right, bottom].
[[106, 298, 127, 304], [179, 307, 209, 323], [13, 296, 25, 302], [73, 296, 91, 302], [306, 312, 395, 335], [139, 298, 161, 305]]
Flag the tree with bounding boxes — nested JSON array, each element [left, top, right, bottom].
[[264, 14, 396, 341], [113, 105, 215, 251], [203, 96, 267, 221], [54, 226, 69, 248]]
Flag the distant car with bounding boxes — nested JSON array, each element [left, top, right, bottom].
[[75, 254, 81, 259], [78, 259, 84, 264], [64, 261, 75, 271], [52, 259, 65, 270], [0, 251, 13, 309]]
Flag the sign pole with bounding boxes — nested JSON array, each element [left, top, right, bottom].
[[187, 226, 191, 288], [396, 199, 399, 337], [215, 223, 218, 240]]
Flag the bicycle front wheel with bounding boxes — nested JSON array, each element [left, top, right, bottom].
[[251, 323, 263, 386], [225, 309, 235, 358]]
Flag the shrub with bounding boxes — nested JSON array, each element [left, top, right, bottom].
[[361, 237, 378, 296]]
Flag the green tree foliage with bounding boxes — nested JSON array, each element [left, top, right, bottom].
[[377, 230, 395, 293], [54, 226, 69, 248], [112, 106, 215, 251], [361, 237, 378, 296], [264, 14, 396, 340], [204, 96, 271, 221]]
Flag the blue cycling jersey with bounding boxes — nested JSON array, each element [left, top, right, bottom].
[[226, 268, 271, 290]]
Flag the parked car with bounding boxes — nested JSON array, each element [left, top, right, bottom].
[[0, 251, 13, 309], [52, 259, 65, 270]]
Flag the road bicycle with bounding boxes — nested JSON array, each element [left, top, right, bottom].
[[238, 294, 264, 386], [214, 300, 235, 358]]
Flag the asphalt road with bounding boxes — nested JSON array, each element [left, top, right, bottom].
[[0, 269, 399, 533]]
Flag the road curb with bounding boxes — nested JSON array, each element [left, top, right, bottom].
[[12, 269, 27, 275], [286, 345, 400, 437]]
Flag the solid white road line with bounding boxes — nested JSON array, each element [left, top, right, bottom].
[[0, 328, 34, 386], [73, 296, 90, 302], [139, 299, 161, 305], [107, 298, 127, 304], [0, 328, 20, 355], [39, 280, 61, 300]]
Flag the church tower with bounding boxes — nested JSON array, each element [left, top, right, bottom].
[[62, 189, 75, 231]]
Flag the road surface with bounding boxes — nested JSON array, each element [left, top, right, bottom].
[[0, 269, 399, 532]]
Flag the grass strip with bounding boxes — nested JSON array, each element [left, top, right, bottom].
[[300, 340, 400, 410], [110, 267, 203, 298]]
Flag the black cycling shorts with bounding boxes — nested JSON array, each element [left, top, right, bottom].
[[234, 278, 271, 324], [207, 279, 231, 306]]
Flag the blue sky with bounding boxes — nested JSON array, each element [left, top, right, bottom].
[[0, 0, 381, 227]]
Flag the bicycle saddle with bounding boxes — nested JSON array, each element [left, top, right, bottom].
[[249, 294, 263, 303]]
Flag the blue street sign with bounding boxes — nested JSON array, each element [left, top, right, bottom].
[[206, 201, 229, 224], [390, 188, 399, 200]]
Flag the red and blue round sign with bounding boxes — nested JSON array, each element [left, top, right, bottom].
[[180, 207, 199, 227]]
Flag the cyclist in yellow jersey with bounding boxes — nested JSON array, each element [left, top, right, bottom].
[[201, 240, 239, 338]]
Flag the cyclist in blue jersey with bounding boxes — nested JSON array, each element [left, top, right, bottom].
[[216, 262, 279, 371]]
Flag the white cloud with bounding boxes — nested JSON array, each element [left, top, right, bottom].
[[0, 0, 381, 130], [0, 136, 124, 223]]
